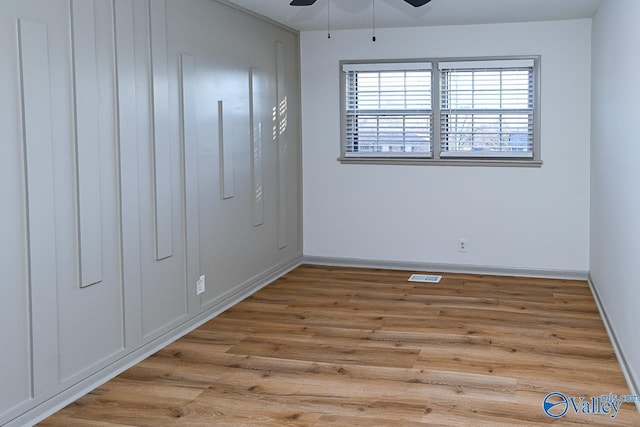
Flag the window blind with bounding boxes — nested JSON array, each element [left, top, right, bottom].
[[439, 60, 534, 158], [344, 65, 433, 157]]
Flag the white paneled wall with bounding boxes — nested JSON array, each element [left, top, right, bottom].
[[0, 1, 301, 425]]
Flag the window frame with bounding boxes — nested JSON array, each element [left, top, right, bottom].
[[339, 56, 542, 167]]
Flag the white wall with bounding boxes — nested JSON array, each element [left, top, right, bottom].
[[591, 0, 640, 393], [301, 19, 591, 273]]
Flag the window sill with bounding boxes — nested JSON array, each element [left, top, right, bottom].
[[337, 157, 543, 167]]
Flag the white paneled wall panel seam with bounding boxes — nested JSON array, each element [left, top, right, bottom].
[[276, 40, 288, 250], [179, 52, 202, 314], [114, 0, 144, 349], [70, 0, 104, 289], [250, 66, 265, 227], [16, 17, 60, 398], [148, 0, 174, 261]]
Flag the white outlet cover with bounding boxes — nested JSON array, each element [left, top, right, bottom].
[[196, 275, 206, 295], [408, 274, 442, 283]]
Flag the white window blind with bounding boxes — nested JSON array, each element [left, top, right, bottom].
[[439, 59, 535, 158], [343, 63, 433, 157]]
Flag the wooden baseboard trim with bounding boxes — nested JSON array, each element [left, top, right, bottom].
[[588, 274, 640, 413], [302, 255, 588, 280], [8, 254, 303, 427]]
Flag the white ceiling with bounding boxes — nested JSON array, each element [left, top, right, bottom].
[[224, 0, 602, 31]]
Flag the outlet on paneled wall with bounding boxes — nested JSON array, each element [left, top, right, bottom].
[[196, 275, 206, 295]]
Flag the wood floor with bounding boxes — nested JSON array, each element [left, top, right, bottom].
[[40, 265, 639, 426]]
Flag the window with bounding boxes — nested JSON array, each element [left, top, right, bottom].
[[340, 57, 540, 166], [342, 62, 433, 157], [439, 59, 535, 158]]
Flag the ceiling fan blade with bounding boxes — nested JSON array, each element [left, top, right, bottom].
[[403, 0, 432, 6], [289, 0, 318, 5]]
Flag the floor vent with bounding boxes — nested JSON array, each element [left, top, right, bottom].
[[408, 274, 442, 283]]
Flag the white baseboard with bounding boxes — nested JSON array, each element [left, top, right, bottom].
[[8, 254, 303, 427], [588, 274, 640, 414], [303, 255, 589, 280]]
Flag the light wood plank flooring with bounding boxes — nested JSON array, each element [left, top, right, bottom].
[[40, 265, 640, 426]]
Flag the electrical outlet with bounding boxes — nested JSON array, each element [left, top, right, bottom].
[[458, 238, 467, 253], [196, 275, 205, 295]]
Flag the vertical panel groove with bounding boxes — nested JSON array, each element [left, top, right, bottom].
[[17, 18, 60, 397], [219, 100, 235, 199], [114, 0, 142, 347], [180, 54, 201, 312], [71, 0, 104, 287], [276, 41, 288, 249], [250, 68, 264, 226], [148, 0, 173, 260]]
